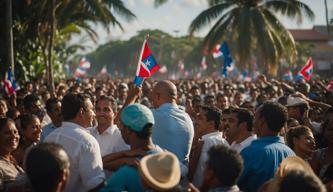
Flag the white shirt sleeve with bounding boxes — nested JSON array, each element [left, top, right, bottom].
[[79, 139, 105, 190]]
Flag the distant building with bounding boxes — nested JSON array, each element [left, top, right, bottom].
[[289, 25, 333, 78]]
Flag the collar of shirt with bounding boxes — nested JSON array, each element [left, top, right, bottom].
[[231, 135, 257, 147], [156, 103, 178, 110], [91, 124, 118, 135], [202, 131, 222, 140], [62, 121, 84, 130], [255, 135, 285, 144]]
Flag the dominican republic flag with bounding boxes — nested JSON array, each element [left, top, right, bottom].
[[74, 57, 91, 77], [134, 40, 160, 86], [298, 57, 313, 81], [282, 69, 293, 81], [200, 56, 207, 70], [3, 68, 20, 96], [213, 42, 233, 76]]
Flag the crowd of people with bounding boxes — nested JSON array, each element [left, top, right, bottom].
[[0, 74, 332, 192]]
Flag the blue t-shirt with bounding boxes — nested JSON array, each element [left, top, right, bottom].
[[238, 136, 295, 192], [99, 146, 163, 192]]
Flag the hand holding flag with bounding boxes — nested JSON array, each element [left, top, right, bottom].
[[134, 39, 160, 86]]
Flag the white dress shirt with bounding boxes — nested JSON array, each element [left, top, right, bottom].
[[88, 124, 129, 157], [45, 122, 105, 192], [230, 135, 257, 153], [193, 131, 229, 188]]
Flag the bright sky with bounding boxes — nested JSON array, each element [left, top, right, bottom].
[[72, 0, 333, 51]]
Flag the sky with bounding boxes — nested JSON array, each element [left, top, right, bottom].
[[72, 0, 333, 51]]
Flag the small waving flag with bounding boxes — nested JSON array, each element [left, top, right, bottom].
[[3, 68, 20, 96], [298, 57, 313, 81], [74, 57, 91, 77], [134, 39, 160, 86], [214, 42, 233, 76], [282, 69, 293, 81]]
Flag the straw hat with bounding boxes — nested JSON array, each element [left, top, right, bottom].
[[139, 152, 181, 191], [259, 156, 315, 192]]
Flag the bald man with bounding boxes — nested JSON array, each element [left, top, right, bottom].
[[121, 80, 194, 178], [150, 80, 194, 177]]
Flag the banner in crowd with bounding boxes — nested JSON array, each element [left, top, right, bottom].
[[134, 39, 160, 86], [3, 68, 20, 96]]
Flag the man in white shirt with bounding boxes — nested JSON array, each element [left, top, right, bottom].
[[45, 93, 105, 192], [189, 106, 229, 188], [88, 96, 129, 157], [225, 108, 257, 152]]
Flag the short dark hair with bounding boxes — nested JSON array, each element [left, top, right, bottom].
[[26, 143, 70, 192], [0, 117, 15, 131], [286, 126, 312, 150], [201, 105, 222, 130], [23, 94, 40, 111], [96, 95, 117, 113], [45, 98, 60, 113], [231, 108, 254, 131], [258, 102, 288, 132], [126, 123, 153, 140], [61, 93, 87, 121], [279, 170, 326, 192], [207, 145, 243, 186], [18, 114, 38, 131]]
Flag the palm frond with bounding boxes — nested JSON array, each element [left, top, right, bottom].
[[189, 2, 235, 34]]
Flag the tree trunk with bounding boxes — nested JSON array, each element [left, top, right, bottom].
[[5, 0, 14, 77], [324, 0, 330, 35], [47, 0, 55, 93]]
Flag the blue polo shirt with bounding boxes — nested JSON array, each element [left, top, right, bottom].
[[238, 136, 295, 192]]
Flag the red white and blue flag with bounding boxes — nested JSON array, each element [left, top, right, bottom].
[[298, 57, 313, 81], [212, 41, 233, 76], [3, 68, 20, 96], [212, 44, 223, 58], [74, 57, 91, 77], [134, 40, 160, 86]]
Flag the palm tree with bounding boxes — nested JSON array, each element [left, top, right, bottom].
[[189, 0, 314, 76]]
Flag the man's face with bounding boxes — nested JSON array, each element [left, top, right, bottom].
[[217, 96, 229, 110], [287, 106, 301, 121], [221, 113, 231, 131], [30, 100, 42, 115], [95, 100, 114, 126], [225, 113, 241, 143], [82, 99, 95, 128], [196, 109, 208, 136], [49, 102, 62, 123]]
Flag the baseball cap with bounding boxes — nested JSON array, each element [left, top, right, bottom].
[[286, 97, 309, 108], [120, 103, 154, 132]]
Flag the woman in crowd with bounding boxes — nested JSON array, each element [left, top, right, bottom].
[[0, 117, 26, 191], [311, 117, 333, 191], [13, 114, 42, 167], [286, 125, 316, 161]]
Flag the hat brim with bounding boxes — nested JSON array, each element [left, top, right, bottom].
[[139, 154, 181, 191]]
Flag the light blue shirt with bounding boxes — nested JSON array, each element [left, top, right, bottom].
[[41, 123, 59, 141], [151, 103, 194, 171], [238, 136, 295, 192]]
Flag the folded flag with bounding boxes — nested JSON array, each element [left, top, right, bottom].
[[134, 39, 160, 86], [298, 57, 313, 81], [3, 68, 20, 96]]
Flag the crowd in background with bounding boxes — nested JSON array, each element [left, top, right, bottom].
[[0, 75, 332, 192]]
